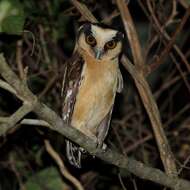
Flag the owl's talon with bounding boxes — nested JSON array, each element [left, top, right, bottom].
[[101, 143, 107, 151], [96, 139, 107, 152], [79, 147, 86, 153]]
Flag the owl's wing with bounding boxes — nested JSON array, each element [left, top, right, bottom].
[[61, 52, 84, 125], [62, 52, 84, 168], [117, 68, 123, 93], [96, 105, 114, 148]]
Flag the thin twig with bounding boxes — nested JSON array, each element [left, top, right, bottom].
[[131, 178, 138, 190], [45, 140, 84, 190], [38, 73, 58, 98], [139, 0, 190, 98], [20, 119, 51, 127], [39, 25, 51, 65], [178, 154, 190, 175], [177, 0, 190, 9], [164, 104, 190, 127], [9, 154, 26, 190], [154, 72, 189, 99], [0, 103, 35, 134], [147, 1, 190, 73], [16, 39, 25, 79], [118, 173, 127, 190], [137, 0, 190, 76]]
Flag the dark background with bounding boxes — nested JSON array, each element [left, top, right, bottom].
[[0, 0, 190, 189]]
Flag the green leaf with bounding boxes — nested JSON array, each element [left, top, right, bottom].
[[0, 0, 25, 35], [2, 15, 25, 35], [25, 167, 69, 190]]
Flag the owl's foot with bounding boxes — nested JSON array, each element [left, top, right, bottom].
[[91, 140, 107, 159], [101, 143, 107, 151], [79, 147, 86, 153], [96, 139, 107, 152]]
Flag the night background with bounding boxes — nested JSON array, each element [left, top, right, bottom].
[[0, 0, 190, 189]]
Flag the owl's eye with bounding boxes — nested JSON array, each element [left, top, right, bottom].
[[85, 34, 96, 47], [105, 40, 117, 49]]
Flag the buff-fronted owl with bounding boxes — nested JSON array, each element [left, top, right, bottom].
[[62, 22, 124, 168]]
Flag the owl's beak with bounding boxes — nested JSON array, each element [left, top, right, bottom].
[[94, 48, 103, 60]]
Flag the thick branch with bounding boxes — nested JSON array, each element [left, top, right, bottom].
[[0, 54, 36, 103], [70, 0, 98, 23], [0, 103, 34, 134], [0, 54, 190, 189], [116, 0, 177, 176], [0, 79, 17, 95], [116, 0, 144, 70]]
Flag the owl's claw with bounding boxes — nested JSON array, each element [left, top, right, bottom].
[[96, 139, 107, 152], [101, 143, 107, 151], [79, 147, 86, 153], [91, 140, 107, 159]]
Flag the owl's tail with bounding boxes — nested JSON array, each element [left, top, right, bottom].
[[66, 140, 82, 168]]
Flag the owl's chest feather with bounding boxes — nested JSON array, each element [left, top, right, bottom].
[[71, 57, 118, 135]]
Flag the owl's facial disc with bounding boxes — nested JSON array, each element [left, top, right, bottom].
[[78, 22, 124, 61]]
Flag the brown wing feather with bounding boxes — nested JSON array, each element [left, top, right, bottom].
[[62, 52, 84, 125], [61, 52, 84, 168], [96, 104, 114, 148], [117, 68, 123, 93]]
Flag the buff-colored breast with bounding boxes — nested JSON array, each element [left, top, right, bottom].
[[71, 53, 118, 139]]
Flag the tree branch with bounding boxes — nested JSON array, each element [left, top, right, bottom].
[[45, 140, 84, 190], [0, 53, 190, 189], [116, 0, 177, 177], [0, 79, 17, 95], [0, 103, 34, 134]]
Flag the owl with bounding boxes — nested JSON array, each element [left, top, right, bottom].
[[62, 22, 124, 168]]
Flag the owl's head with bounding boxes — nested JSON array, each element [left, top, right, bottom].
[[77, 22, 124, 61]]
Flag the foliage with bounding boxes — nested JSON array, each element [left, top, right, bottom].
[[25, 167, 69, 190], [0, 0, 25, 34]]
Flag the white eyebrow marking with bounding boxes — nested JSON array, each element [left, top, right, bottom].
[[91, 25, 117, 47]]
